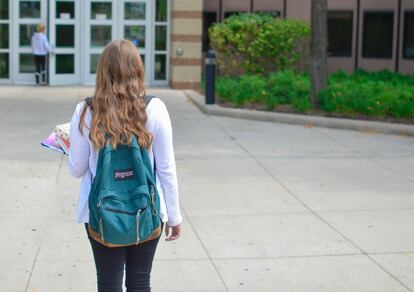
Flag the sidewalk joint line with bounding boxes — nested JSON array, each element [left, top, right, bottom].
[[313, 127, 414, 185], [180, 205, 231, 292], [207, 115, 413, 292], [55, 155, 64, 185], [24, 230, 46, 292]]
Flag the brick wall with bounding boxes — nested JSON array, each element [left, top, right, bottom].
[[170, 0, 203, 89]]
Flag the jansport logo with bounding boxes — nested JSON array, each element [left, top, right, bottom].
[[114, 169, 134, 181]]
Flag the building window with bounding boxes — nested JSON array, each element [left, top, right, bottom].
[[0, 0, 9, 19], [403, 11, 414, 59], [362, 12, 394, 59], [255, 11, 280, 18], [328, 11, 353, 57], [203, 12, 217, 52], [0, 0, 9, 79], [153, 0, 168, 81], [0, 53, 8, 78], [224, 11, 246, 19]]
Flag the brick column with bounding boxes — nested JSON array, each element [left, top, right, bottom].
[[170, 0, 203, 89]]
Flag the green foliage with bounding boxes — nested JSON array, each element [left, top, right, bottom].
[[319, 70, 414, 119], [216, 75, 267, 106], [216, 70, 414, 120], [216, 70, 312, 112], [209, 13, 310, 77]]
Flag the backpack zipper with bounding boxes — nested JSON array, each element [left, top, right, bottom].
[[99, 217, 104, 241], [150, 186, 158, 216], [136, 209, 142, 245], [104, 207, 137, 215], [97, 200, 104, 241]]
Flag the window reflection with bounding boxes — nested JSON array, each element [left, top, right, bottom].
[[0, 0, 9, 19], [91, 2, 112, 20], [125, 26, 145, 48], [0, 53, 8, 78], [19, 24, 37, 47], [154, 54, 166, 80], [156, 0, 167, 22], [20, 1, 41, 18], [56, 25, 75, 48], [91, 25, 111, 47], [56, 1, 75, 19], [19, 53, 35, 73], [0, 24, 8, 49], [56, 54, 75, 74], [125, 2, 145, 20], [90, 54, 100, 74], [155, 26, 166, 51]]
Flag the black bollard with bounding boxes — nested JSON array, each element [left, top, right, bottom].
[[205, 50, 216, 105]]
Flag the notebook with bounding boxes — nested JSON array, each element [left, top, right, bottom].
[[41, 122, 71, 155]]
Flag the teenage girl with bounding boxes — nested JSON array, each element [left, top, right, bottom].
[[68, 39, 182, 292]]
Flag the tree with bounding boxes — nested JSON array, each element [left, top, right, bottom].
[[310, 0, 328, 105]]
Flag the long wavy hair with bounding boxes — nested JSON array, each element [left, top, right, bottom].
[[79, 39, 152, 149]]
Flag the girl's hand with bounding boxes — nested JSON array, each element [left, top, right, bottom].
[[165, 223, 182, 241]]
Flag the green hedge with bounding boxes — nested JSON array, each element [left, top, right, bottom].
[[215, 70, 414, 120], [209, 13, 310, 77], [320, 70, 414, 119]]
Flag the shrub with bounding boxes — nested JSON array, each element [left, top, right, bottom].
[[209, 13, 310, 77], [216, 69, 414, 120], [319, 70, 414, 119], [216, 71, 312, 112], [267, 71, 310, 103], [216, 75, 267, 106]]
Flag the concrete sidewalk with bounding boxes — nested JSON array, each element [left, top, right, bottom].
[[1, 86, 414, 292]]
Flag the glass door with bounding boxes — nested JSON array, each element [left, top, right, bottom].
[[81, 0, 169, 86], [12, 0, 47, 84], [0, 0, 10, 83], [49, 0, 80, 85], [151, 0, 169, 86], [120, 0, 150, 81], [84, 0, 118, 84]]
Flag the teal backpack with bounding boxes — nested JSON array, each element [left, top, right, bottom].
[[86, 96, 162, 247]]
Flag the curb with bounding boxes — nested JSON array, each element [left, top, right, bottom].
[[184, 90, 414, 137]]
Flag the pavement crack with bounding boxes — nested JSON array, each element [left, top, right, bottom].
[[180, 205, 231, 292], [24, 230, 46, 292], [207, 116, 413, 292], [313, 127, 414, 185], [55, 154, 65, 185]]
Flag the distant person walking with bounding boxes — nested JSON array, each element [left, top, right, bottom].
[[31, 23, 52, 85]]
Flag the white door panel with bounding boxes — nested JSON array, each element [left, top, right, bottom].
[[49, 0, 81, 85]]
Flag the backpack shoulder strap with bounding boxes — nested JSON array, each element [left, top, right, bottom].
[[143, 95, 156, 179], [85, 96, 93, 110], [144, 95, 155, 106]]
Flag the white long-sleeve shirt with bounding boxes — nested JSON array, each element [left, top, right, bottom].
[[31, 32, 52, 56], [67, 97, 183, 226]]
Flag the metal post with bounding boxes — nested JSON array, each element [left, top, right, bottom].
[[205, 51, 216, 105]]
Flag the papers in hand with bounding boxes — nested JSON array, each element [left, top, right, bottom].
[[41, 122, 71, 155]]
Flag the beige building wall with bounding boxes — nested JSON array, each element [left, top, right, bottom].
[[204, 0, 220, 12], [286, 0, 311, 21], [170, 0, 203, 89], [222, 0, 251, 19]]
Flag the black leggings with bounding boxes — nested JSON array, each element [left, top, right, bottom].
[[34, 55, 46, 84], [85, 223, 162, 292]]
